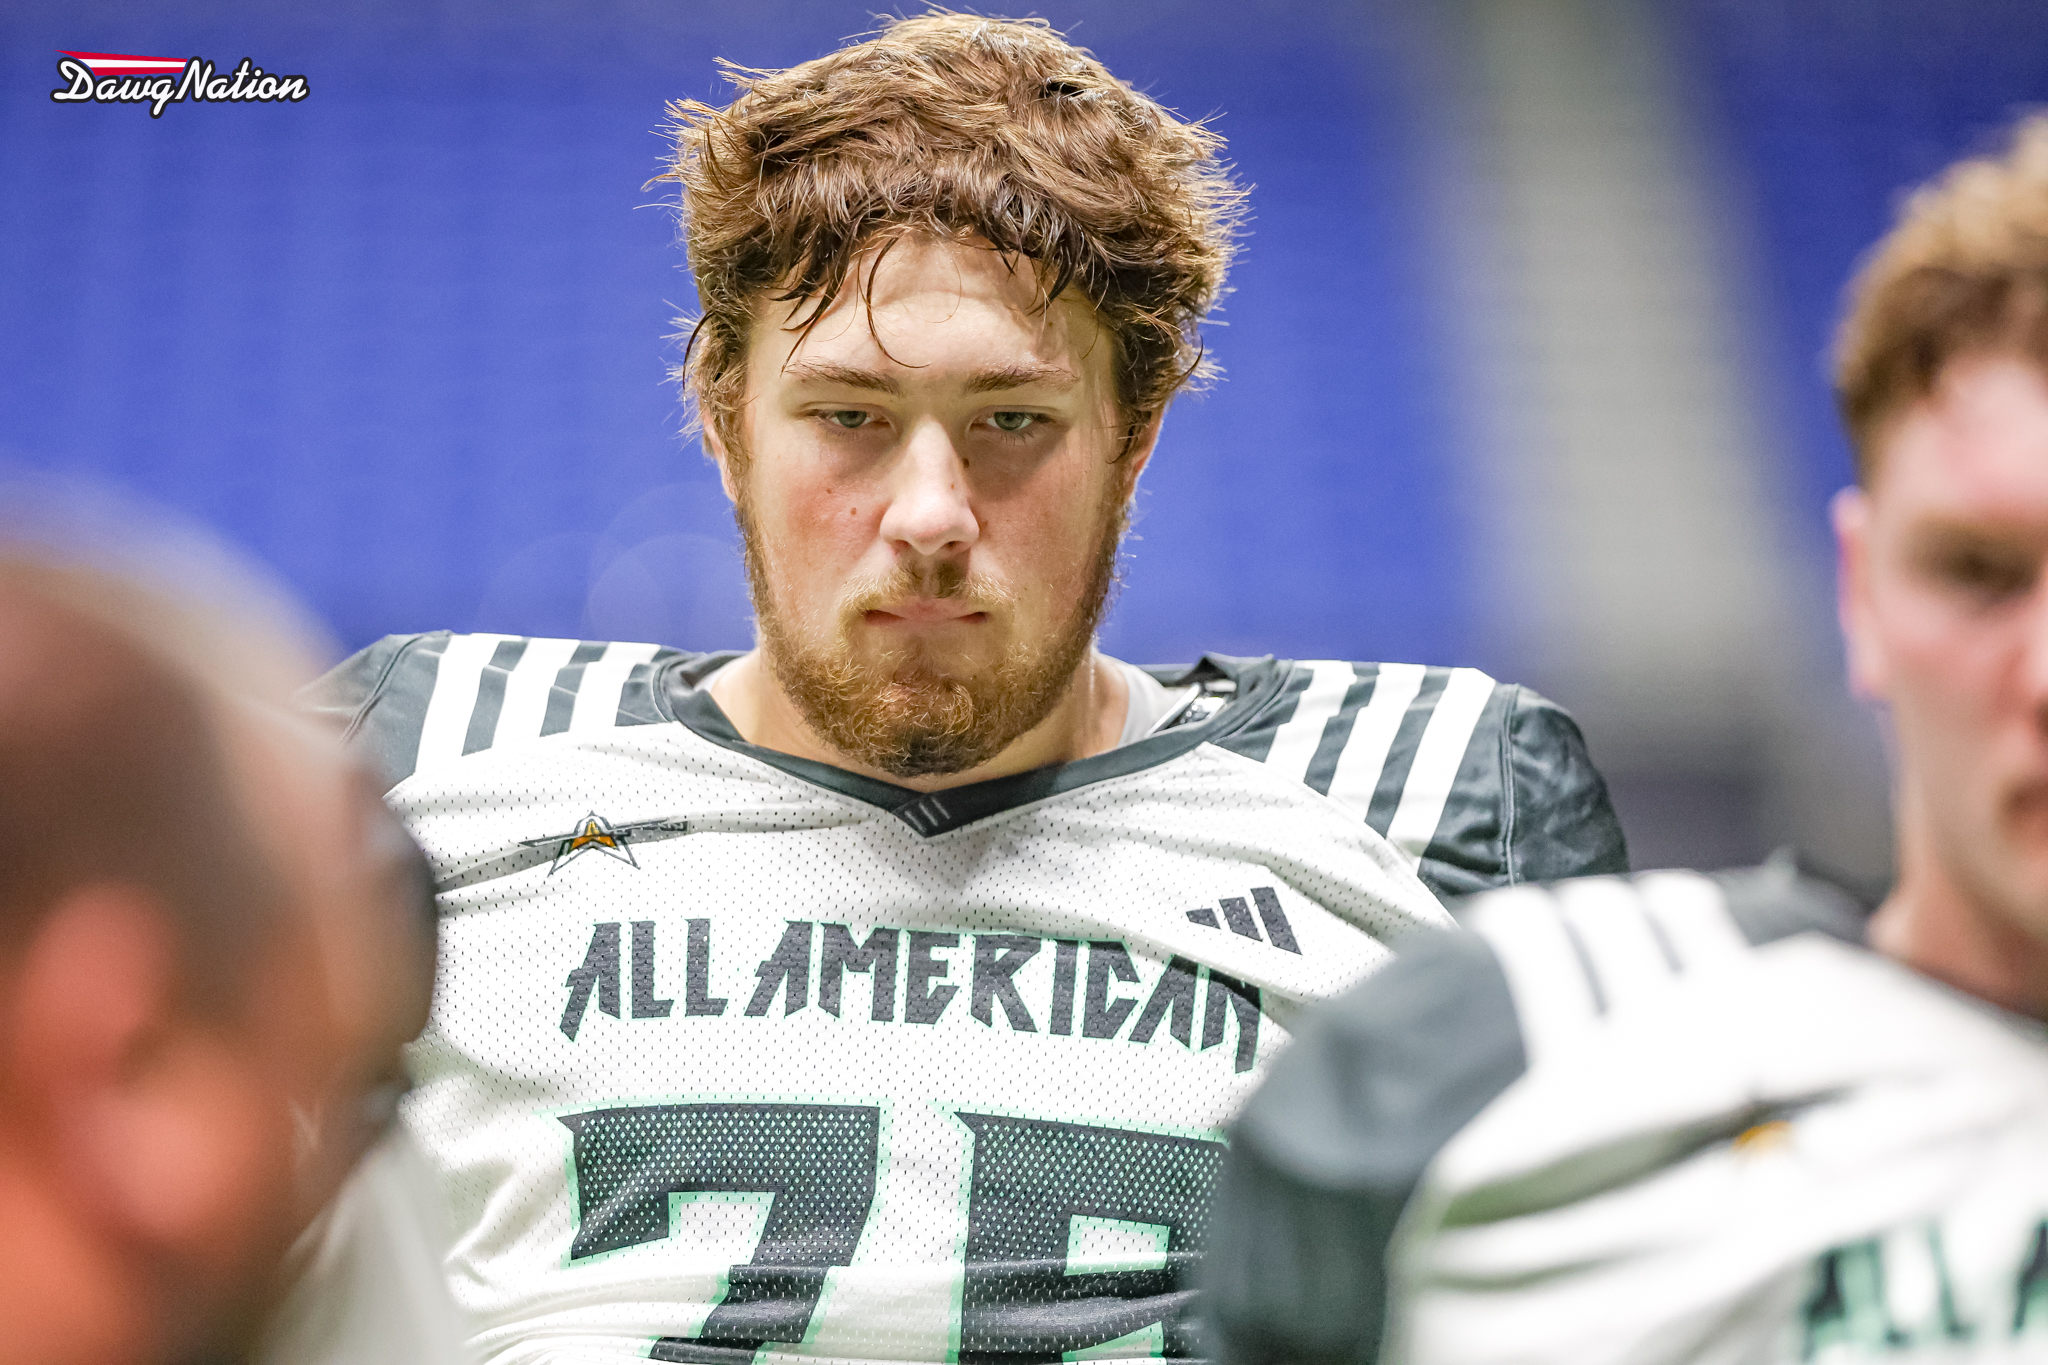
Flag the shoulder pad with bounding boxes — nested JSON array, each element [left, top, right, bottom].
[[300, 632, 705, 792], [1457, 864, 1866, 1068], [1203, 661, 1628, 900]]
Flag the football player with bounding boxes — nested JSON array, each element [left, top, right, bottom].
[[1205, 114, 2048, 1365], [0, 557, 453, 1364], [305, 15, 1626, 1364]]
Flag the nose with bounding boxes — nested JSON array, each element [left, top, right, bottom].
[[876, 418, 978, 560]]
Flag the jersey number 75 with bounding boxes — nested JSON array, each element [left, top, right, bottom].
[[560, 1102, 1226, 1361]]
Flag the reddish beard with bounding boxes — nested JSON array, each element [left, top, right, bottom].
[[736, 490, 1127, 780]]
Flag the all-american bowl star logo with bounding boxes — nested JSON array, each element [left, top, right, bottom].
[[51, 51, 308, 118], [521, 813, 688, 875]]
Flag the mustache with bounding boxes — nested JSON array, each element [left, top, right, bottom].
[[839, 560, 1018, 619]]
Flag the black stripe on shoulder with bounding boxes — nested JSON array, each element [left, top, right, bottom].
[[462, 638, 529, 756], [1363, 666, 1451, 833], [1207, 926, 1524, 1365], [297, 631, 453, 793], [538, 640, 609, 738], [1302, 666, 1380, 797], [1408, 680, 1518, 901]]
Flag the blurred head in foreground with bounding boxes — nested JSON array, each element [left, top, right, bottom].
[[0, 554, 435, 1364], [1833, 111, 2048, 1013]]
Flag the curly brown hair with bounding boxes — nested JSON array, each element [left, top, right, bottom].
[[1835, 112, 2048, 483], [657, 11, 1246, 463]]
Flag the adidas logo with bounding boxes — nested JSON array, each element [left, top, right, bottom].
[[1185, 887, 1300, 954]]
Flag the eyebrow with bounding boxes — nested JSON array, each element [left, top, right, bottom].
[[963, 364, 1079, 395], [1909, 517, 2048, 553], [780, 360, 1079, 397], [782, 361, 901, 395]]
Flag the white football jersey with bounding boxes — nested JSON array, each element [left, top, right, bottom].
[[306, 632, 1627, 1365], [1208, 863, 2048, 1365]]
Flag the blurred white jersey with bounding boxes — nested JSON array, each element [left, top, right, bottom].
[[306, 632, 1628, 1365], [256, 1129, 473, 1365], [1210, 865, 2048, 1365]]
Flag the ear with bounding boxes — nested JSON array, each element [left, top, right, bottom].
[[1833, 486, 1890, 702], [9, 886, 292, 1268], [1117, 411, 1164, 498], [9, 886, 179, 1158], [705, 425, 741, 505]]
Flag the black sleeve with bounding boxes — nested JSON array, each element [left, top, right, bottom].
[[295, 632, 447, 792], [1416, 685, 1628, 900], [1203, 929, 1527, 1365]]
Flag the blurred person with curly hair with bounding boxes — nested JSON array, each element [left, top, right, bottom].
[[1206, 113, 2048, 1365]]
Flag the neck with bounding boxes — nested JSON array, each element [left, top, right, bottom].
[[1873, 809, 2048, 1018], [708, 648, 1129, 793]]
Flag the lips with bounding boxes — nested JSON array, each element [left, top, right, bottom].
[[863, 600, 989, 625]]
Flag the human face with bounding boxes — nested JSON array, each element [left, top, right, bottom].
[[17, 736, 435, 1365], [720, 235, 1147, 779], [1838, 354, 2048, 944]]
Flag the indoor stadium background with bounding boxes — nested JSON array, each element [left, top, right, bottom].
[[3, 0, 2044, 881]]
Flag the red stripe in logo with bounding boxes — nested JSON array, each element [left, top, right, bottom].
[[59, 51, 189, 78]]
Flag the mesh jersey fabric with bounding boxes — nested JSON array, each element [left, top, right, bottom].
[[1208, 861, 2048, 1365], [301, 634, 1628, 900], [303, 633, 1628, 1365]]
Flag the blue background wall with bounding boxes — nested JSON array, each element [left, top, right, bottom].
[[1671, 0, 2048, 537], [1, 0, 2044, 676], [0, 1, 1470, 666]]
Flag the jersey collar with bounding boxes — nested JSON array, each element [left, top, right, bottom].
[[657, 653, 1290, 837]]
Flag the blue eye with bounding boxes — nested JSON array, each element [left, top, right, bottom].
[[824, 411, 870, 430], [990, 412, 1037, 433]]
